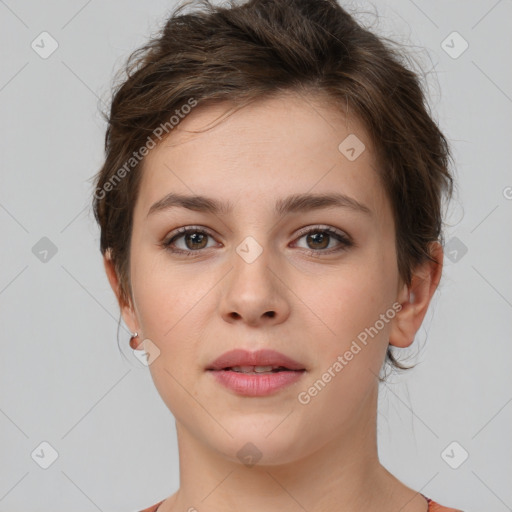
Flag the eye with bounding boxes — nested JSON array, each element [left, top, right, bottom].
[[292, 226, 352, 255], [162, 226, 218, 255], [161, 225, 353, 257]]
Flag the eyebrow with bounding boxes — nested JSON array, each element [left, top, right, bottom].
[[146, 191, 372, 218]]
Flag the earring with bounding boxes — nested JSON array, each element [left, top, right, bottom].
[[129, 331, 140, 350]]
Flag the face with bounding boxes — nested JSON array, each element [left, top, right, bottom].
[[115, 93, 409, 465]]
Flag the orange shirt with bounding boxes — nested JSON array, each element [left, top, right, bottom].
[[138, 494, 463, 511]]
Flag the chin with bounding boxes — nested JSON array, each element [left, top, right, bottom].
[[204, 417, 312, 467]]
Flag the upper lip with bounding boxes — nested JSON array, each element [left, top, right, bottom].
[[206, 349, 306, 371]]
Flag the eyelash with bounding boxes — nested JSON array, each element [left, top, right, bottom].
[[161, 225, 353, 258]]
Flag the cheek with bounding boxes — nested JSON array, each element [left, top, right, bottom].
[[326, 262, 395, 318], [129, 248, 192, 351], [294, 264, 396, 419], [302, 252, 398, 361], [129, 254, 206, 411]]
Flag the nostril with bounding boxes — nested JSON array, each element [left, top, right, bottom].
[[265, 311, 276, 318]]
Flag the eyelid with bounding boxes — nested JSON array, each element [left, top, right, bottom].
[[293, 224, 351, 241], [291, 225, 353, 254], [163, 225, 219, 246]]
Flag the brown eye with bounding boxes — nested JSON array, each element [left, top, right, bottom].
[[305, 231, 330, 250], [163, 227, 216, 254], [183, 232, 208, 250], [293, 226, 353, 255]]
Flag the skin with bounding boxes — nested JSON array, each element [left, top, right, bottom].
[[104, 92, 443, 512]]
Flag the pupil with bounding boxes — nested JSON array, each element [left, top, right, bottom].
[[308, 232, 329, 250], [186, 233, 207, 250]]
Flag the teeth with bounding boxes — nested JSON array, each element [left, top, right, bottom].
[[253, 365, 274, 373], [230, 365, 281, 373]]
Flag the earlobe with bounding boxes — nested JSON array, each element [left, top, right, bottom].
[[389, 242, 444, 348]]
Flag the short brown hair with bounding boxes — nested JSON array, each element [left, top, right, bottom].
[[91, 0, 453, 374]]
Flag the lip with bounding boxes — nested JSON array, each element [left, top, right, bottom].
[[206, 349, 306, 371], [206, 349, 306, 397]]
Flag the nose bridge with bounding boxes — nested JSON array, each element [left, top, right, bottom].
[[219, 233, 290, 325], [231, 234, 276, 302]]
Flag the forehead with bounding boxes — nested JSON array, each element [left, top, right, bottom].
[[135, 92, 388, 219]]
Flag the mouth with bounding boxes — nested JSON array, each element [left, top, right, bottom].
[[206, 349, 306, 396], [206, 348, 306, 372]]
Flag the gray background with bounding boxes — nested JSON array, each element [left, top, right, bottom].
[[1, 0, 511, 511]]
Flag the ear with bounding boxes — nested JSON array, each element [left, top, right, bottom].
[[389, 242, 443, 348], [103, 249, 143, 349]]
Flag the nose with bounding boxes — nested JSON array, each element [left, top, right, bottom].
[[219, 245, 291, 328]]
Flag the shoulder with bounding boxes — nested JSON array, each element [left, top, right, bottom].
[[137, 499, 165, 512], [426, 497, 464, 512]]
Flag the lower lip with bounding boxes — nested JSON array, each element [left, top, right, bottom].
[[208, 369, 305, 396]]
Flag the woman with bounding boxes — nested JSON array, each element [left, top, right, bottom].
[[92, 0, 462, 510]]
